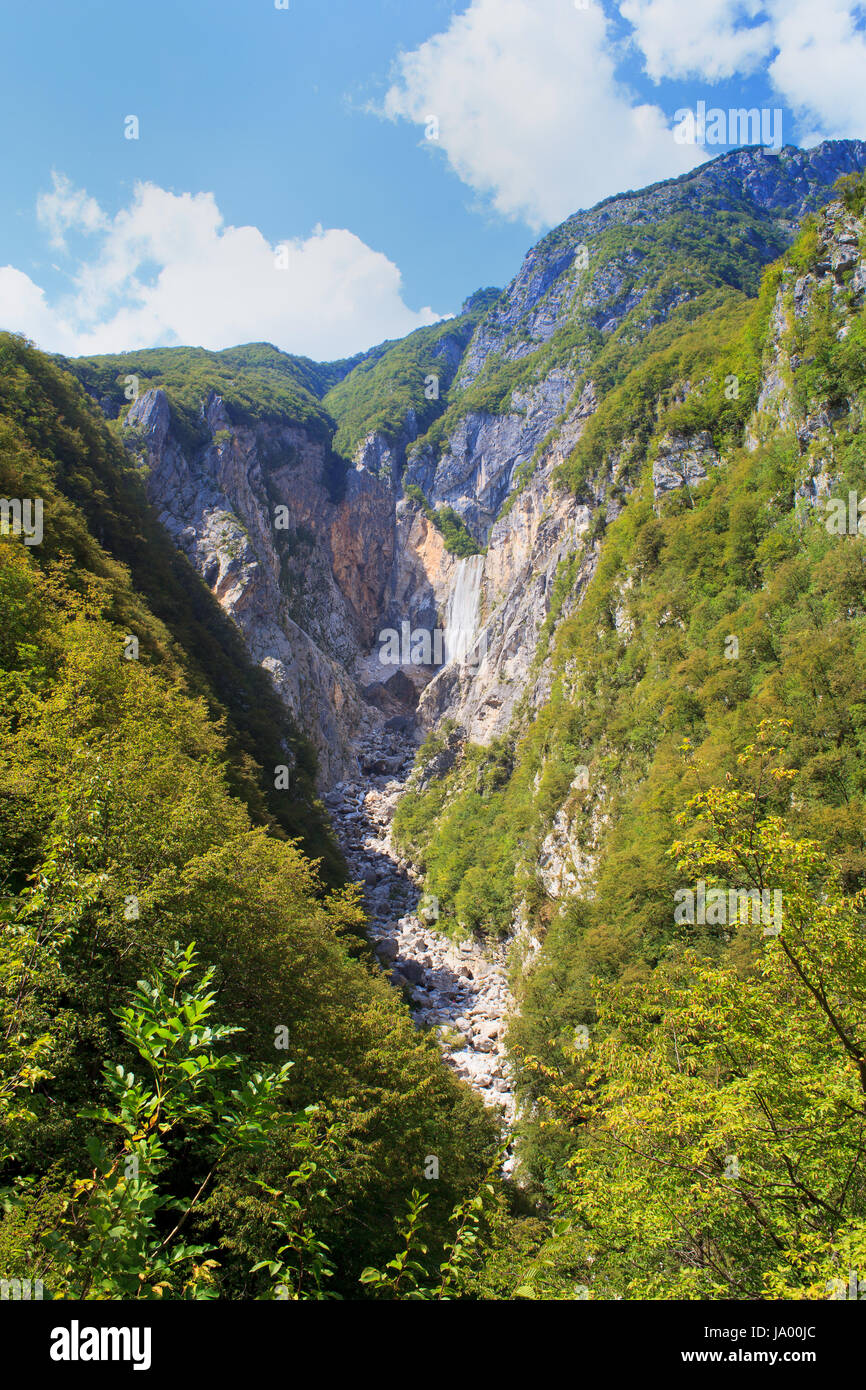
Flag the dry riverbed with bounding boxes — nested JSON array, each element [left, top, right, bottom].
[[323, 728, 516, 1135]]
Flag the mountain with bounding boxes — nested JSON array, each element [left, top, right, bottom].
[[3, 138, 866, 1300], [394, 156, 866, 1295], [59, 140, 866, 781]]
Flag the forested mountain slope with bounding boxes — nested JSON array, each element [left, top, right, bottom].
[[395, 173, 866, 1297]]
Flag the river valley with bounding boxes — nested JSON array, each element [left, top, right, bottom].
[[323, 723, 517, 1142]]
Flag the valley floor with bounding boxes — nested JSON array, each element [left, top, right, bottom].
[[324, 727, 516, 1140]]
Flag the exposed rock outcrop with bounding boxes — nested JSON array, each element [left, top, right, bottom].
[[417, 380, 598, 740], [126, 387, 388, 783], [406, 368, 576, 539], [652, 429, 721, 499]]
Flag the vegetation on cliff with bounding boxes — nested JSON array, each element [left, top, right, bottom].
[[403, 484, 483, 558], [394, 179, 866, 1297], [323, 296, 499, 463]]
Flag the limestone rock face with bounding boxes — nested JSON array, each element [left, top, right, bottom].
[[126, 387, 386, 784], [352, 410, 418, 486], [417, 381, 598, 741], [652, 430, 721, 499], [538, 792, 609, 901], [747, 196, 866, 524], [389, 505, 456, 638], [405, 368, 575, 540], [330, 466, 395, 647]]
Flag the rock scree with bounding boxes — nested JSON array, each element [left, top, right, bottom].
[[323, 725, 517, 1142]]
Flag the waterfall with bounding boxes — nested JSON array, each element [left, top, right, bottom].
[[443, 554, 484, 666]]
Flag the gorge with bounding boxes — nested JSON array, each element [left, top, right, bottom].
[[62, 139, 866, 1123], [4, 135, 866, 1301]]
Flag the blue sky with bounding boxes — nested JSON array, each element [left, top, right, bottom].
[[1, 0, 865, 362]]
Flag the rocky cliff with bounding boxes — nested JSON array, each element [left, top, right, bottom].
[[122, 383, 389, 782]]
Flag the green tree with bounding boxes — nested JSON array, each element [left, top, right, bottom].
[[516, 728, 866, 1299], [14, 942, 302, 1299]]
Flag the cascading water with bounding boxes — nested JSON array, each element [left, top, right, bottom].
[[443, 554, 485, 666]]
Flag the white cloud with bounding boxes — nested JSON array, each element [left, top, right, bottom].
[[767, 0, 866, 140], [36, 173, 108, 251], [622, 0, 866, 143], [0, 175, 441, 360], [619, 0, 773, 82], [0, 266, 81, 353], [382, 0, 704, 230]]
